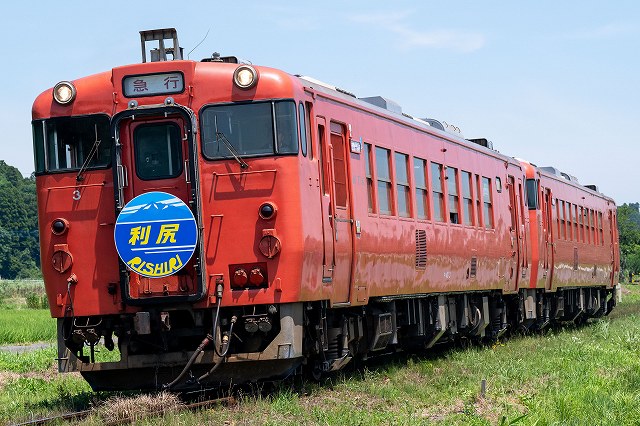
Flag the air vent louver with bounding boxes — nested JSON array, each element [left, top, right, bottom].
[[415, 230, 427, 269], [470, 257, 478, 278]]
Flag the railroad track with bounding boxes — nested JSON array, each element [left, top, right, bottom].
[[11, 395, 235, 426]]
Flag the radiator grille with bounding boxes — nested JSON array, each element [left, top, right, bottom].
[[415, 230, 427, 269]]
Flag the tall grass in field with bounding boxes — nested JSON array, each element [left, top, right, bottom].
[[0, 279, 55, 344], [0, 279, 47, 309], [0, 310, 56, 344]]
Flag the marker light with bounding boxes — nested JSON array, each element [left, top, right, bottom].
[[52, 81, 77, 105], [51, 218, 69, 235], [233, 65, 258, 90], [259, 202, 276, 220]]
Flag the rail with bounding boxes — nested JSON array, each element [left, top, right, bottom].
[[11, 396, 235, 426]]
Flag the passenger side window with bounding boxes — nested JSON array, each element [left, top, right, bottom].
[[365, 143, 375, 213], [414, 158, 429, 220], [376, 147, 392, 215], [395, 152, 410, 217], [431, 162, 445, 222], [482, 177, 494, 229], [461, 171, 473, 226], [446, 166, 459, 224]]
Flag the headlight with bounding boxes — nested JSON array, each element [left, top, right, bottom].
[[52, 81, 77, 105], [233, 65, 258, 90]]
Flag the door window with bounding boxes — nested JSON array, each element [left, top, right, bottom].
[[134, 123, 183, 180]]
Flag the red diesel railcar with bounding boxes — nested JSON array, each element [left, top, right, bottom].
[[31, 29, 619, 390]]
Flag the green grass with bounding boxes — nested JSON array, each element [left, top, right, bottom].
[[0, 346, 57, 373], [0, 309, 56, 344], [0, 375, 95, 422], [1, 286, 639, 424], [0, 279, 55, 345]]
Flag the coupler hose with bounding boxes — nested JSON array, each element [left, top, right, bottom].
[[162, 334, 213, 390], [163, 282, 227, 390], [197, 315, 237, 383]]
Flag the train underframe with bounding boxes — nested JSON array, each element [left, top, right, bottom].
[[58, 286, 617, 391]]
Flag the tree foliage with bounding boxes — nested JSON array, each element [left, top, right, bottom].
[[0, 161, 40, 279], [618, 202, 640, 280]]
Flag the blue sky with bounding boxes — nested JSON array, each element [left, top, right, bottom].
[[3, 1, 638, 203]]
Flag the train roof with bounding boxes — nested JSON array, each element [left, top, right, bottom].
[[517, 159, 615, 204], [292, 74, 519, 168]]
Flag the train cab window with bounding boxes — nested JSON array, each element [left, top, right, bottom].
[[495, 177, 502, 193], [431, 163, 445, 222], [395, 152, 410, 217], [526, 178, 539, 210], [446, 167, 460, 224], [305, 102, 314, 159], [461, 170, 473, 226], [414, 158, 429, 220], [482, 176, 494, 229], [298, 103, 308, 157], [32, 115, 111, 174], [134, 123, 182, 180], [376, 147, 392, 215], [201, 100, 298, 160], [275, 102, 298, 154]]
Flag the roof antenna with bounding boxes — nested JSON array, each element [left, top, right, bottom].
[[187, 28, 211, 60]]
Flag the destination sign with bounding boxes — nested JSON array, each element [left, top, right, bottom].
[[114, 191, 197, 278], [123, 72, 184, 97]]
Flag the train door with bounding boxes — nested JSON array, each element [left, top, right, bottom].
[[542, 188, 555, 290], [609, 209, 620, 286], [505, 175, 521, 292], [316, 118, 334, 284], [518, 179, 529, 276], [115, 112, 201, 302], [328, 122, 354, 304], [316, 117, 353, 304]]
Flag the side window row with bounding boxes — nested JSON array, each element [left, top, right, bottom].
[[555, 199, 604, 246], [364, 142, 495, 228]]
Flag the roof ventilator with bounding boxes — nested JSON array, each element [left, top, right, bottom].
[[467, 138, 494, 150]]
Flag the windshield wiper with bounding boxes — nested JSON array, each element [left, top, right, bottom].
[[214, 116, 248, 170], [76, 124, 101, 182]]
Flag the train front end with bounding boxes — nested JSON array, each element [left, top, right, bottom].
[[31, 29, 312, 390]]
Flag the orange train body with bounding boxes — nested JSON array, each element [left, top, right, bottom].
[[32, 30, 619, 390]]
